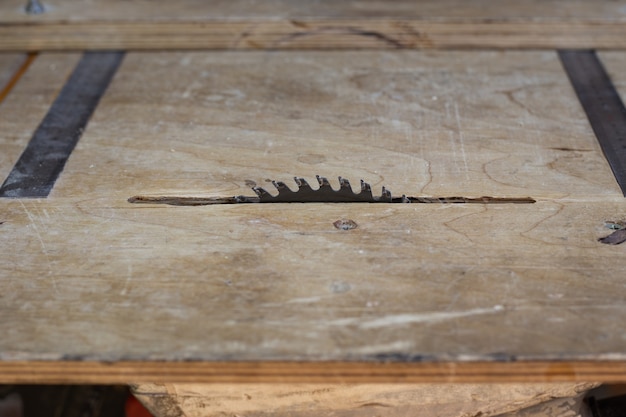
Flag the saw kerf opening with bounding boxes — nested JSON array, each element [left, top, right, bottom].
[[128, 176, 536, 206]]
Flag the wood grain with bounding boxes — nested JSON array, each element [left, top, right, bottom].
[[62, 50, 620, 200], [1, 50, 626, 383], [0, 361, 625, 384], [2, 0, 626, 50], [600, 51, 626, 100], [5, 0, 626, 21], [133, 381, 596, 417], [0, 53, 28, 103]]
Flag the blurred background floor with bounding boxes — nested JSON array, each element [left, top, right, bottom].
[[0, 385, 153, 417]]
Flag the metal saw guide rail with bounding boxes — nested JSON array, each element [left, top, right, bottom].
[[128, 175, 536, 206]]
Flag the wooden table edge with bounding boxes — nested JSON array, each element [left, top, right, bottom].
[[1, 360, 625, 384]]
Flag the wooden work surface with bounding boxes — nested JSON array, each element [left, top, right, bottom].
[[1, 50, 626, 383], [602, 51, 626, 97], [3, 0, 626, 50]]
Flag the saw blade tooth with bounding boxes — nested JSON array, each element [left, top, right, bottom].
[[252, 186, 272, 199], [338, 177, 352, 192], [294, 177, 312, 191], [272, 180, 289, 192], [360, 180, 372, 193], [381, 186, 392, 201], [316, 175, 332, 189]]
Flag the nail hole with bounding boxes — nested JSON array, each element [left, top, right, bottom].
[[333, 219, 358, 230]]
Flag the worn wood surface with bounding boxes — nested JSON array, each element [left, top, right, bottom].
[[497, 391, 591, 417], [3, 0, 626, 50], [1, 50, 626, 383], [132, 382, 596, 417], [0, 54, 27, 101], [0, 53, 80, 180], [600, 51, 626, 99], [0, 54, 24, 77]]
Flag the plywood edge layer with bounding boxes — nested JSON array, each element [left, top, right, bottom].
[[1, 361, 626, 384], [1, 20, 626, 51]]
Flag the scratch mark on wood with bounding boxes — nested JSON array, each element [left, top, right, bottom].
[[0, 53, 37, 105], [550, 147, 593, 152], [453, 102, 470, 180], [121, 263, 132, 295], [277, 26, 405, 48], [357, 402, 393, 408], [19, 200, 58, 294], [328, 306, 505, 329]]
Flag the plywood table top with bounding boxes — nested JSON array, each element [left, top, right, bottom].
[[1, 50, 626, 383]]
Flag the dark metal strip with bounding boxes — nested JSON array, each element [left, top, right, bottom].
[[559, 49, 626, 196], [0, 51, 125, 198]]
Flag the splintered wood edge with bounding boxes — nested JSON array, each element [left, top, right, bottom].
[[1, 361, 626, 384]]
